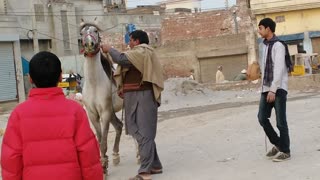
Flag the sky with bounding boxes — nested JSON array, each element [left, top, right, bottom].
[[127, 0, 237, 10]]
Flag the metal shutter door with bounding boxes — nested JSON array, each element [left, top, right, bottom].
[[199, 54, 248, 83], [0, 43, 17, 102]]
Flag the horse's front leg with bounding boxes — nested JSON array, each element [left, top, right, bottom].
[[87, 110, 101, 142], [110, 111, 123, 166], [100, 111, 112, 175]]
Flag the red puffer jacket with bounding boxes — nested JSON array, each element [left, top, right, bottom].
[[1, 87, 103, 180]]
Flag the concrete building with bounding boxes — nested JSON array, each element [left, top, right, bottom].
[[159, 0, 202, 13], [0, 0, 107, 59], [127, 5, 166, 15], [103, 0, 127, 12], [0, 0, 106, 103], [250, 0, 320, 55], [0, 4, 25, 102], [0, 0, 162, 104]]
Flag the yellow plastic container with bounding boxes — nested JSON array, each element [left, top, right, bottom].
[[69, 81, 77, 88], [58, 82, 70, 88], [291, 65, 305, 76]]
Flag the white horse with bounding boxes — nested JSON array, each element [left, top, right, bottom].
[[80, 19, 124, 174]]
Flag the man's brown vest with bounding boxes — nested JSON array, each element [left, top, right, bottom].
[[123, 66, 152, 92]]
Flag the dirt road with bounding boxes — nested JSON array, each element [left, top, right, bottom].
[[1, 92, 320, 180], [158, 92, 319, 121]]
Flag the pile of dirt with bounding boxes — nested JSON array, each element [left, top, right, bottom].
[[164, 78, 210, 96], [160, 78, 261, 112]]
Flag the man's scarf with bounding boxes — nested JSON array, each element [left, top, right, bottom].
[[263, 35, 280, 87]]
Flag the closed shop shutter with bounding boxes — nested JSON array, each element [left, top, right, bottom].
[[0, 42, 17, 102], [199, 54, 248, 83]]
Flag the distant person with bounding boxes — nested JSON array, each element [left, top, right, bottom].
[[189, 69, 195, 80], [1, 51, 103, 180], [216, 65, 225, 83], [257, 17, 291, 162], [301, 50, 312, 74], [234, 69, 247, 81]]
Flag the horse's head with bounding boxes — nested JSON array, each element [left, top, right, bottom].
[[80, 18, 102, 57]]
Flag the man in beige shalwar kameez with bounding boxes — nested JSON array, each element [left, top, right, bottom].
[[216, 65, 225, 83], [101, 30, 164, 180]]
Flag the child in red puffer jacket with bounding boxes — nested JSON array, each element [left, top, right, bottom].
[[1, 51, 103, 180]]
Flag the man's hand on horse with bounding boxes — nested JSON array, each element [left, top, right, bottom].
[[101, 44, 112, 53]]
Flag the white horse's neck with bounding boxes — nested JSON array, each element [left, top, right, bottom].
[[83, 52, 106, 86], [82, 51, 118, 110]]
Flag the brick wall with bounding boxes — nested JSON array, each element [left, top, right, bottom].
[[101, 32, 127, 50], [161, 10, 233, 44], [161, 0, 253, 44], [158, 0, 258, 80], [157, 33, 248, 80], [101, 28, 161, 51]]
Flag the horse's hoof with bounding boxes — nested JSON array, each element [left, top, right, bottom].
[[101, 157, 109, 175], [103, 166, 108, 176], [103, 164, 108, 177], [103, 170, 108, 179], [101, 157, 108, 167], [112, 153, 120, 166]]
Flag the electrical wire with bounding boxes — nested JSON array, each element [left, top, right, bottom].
[[1, 6, 231, 17], [250, 0, 294, 5], [1, 0, 232, 46]]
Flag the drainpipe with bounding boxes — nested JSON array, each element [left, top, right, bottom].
[[225, 0, 229, 10], [30, 0, 39, 53], [303, 31, 313, 53]]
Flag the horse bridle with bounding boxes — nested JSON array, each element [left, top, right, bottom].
[[80, 26, 101, 57]]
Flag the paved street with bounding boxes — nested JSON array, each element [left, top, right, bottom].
[[1, 92, 320, 180], [103, 93, 320, 180]]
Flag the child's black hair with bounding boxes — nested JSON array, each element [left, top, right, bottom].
[[29, 51, 62, 88]]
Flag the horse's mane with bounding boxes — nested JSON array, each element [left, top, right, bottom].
[[100, 52, 116, 85], [79, 22, 102, 32]]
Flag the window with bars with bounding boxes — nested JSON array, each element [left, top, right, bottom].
[[61, 10, 70, 50], [275, 15, 285, 23]]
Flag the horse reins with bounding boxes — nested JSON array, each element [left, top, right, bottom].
[[81, 26, 125, 124], [82, 33, 100, 57]]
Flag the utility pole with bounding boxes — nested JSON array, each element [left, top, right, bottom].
[[30, 0, 39, 53], [225, 0, 229, 10]]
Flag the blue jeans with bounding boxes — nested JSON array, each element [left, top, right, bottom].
[[258, 89, 290, 153]]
